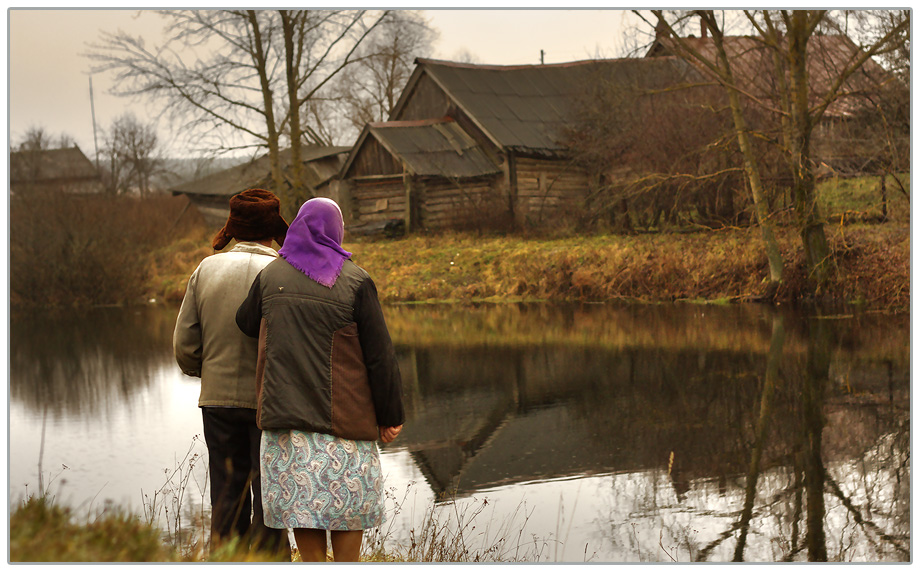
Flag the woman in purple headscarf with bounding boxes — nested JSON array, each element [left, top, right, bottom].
[[236, 198, 404, 562]]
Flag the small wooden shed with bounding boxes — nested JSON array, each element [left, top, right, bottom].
[[171, 146, 349, 227], [339, 117, 504, 231]]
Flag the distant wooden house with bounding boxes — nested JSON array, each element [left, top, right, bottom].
[[170, 145, 349, 227], [339, 57, 703, 231], [646, 31, 908, 174], [9, 146, 104, 196]]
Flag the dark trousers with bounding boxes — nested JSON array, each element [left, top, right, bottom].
[[201, 407, 288, 556]]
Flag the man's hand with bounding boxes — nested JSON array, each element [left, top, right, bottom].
[[379, 425, 403, 443]]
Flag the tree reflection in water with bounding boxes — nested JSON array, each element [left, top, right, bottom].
[[10, 306, 179, 417], [586, 308, 908, 562]]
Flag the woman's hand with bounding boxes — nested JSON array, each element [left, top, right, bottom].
[[379, 425, 403, 443]]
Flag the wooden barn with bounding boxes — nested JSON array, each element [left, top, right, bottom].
[[338, 56, 702, 232], [10, 146, 104, 196], [170, 145, 349, 227]]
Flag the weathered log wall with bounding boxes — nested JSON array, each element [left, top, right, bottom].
[[351, 178, 407, 225], [419, 177, 509, 230], [514, 157, 591, 224]]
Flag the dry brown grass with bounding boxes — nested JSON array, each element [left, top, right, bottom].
[[348, 223, 908, 309]]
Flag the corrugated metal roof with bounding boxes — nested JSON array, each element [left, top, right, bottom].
[[414, 57, 701, 154], [172, 146, 349, 197], [369, 119, 501, 178]]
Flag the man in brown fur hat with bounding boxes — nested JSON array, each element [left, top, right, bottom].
[[174, 189, 290, 558]]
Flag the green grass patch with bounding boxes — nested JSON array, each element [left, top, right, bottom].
[[818, 173, 910, 223]]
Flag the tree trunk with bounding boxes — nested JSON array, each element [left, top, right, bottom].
[[248, 11, 285, 209], [734, 313, 785, 561], [880, 174, 888, 221], [715, 36, 785, 286], [787, 12, 832, 291], [282, 10, 309, 218]]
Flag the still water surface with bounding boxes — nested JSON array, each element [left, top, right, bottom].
[[8, 302, 909, 562]]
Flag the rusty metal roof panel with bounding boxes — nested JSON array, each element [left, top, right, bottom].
[[370, 120, 501, 178]]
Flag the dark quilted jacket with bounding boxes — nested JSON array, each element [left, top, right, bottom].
[[236, 257, 404, 441]]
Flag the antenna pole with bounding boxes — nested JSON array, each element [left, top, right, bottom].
[[89, 75, 99, 170]]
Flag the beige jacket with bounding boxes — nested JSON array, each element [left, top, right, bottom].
[[173, 242, 279, 408]]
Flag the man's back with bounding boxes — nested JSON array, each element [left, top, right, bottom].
[[174, 242, 278, 408]]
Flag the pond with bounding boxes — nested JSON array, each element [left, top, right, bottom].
[[8, 302, 910, 562]]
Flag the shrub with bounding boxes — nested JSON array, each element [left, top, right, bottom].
[[10, 191, 205, 306]]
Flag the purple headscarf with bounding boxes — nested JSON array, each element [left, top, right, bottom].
[[278, 198, 352, 288]]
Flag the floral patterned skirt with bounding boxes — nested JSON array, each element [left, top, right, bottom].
[[260, 429, 385, 531]]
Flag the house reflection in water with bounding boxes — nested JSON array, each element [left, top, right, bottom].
[[386, 333, 907, 511]]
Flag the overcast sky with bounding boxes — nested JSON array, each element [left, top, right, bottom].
[[7, 8, 645, 157]]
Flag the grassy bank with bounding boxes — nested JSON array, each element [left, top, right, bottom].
[[147, 222, 908, 310], [350, 223, 908, 308], [10, 174, 908, 310], [145, 175, 908, 310], [8, 497, 285, 562], [9, 489, 527, 563]]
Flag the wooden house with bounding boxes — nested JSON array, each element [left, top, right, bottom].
[[170, 145, 349, 227], [10, 146, 104, 196], [339, 57, 699, 232], [647, 31, 909, 174]]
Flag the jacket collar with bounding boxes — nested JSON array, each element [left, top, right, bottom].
[[229, 241, 280, 258]]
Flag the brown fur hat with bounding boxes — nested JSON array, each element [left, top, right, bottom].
[[211, 189, 289, 250]]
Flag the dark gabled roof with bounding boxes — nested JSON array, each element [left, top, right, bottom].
[[171, 146, 349, 197], [367, 118, 502, 178], [390, 57, 701, 155], [9, 146, 100, 183], [647, 34, 898, 117]]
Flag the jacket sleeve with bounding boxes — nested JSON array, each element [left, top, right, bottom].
[[236, 272, 263, 339], [173, 268, 203, 377], [354, 277, 405, 428]]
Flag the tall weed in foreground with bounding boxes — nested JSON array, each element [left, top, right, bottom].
[[10, 190, 204, 306], [140, 436, 210, 560], [9, 494, 287, 563], [363, 482, 553, 562]]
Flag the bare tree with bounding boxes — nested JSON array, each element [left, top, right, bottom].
[[332, 11, 437, 135], [17, 127, 74, 152], [645, 10, 785, 289], [752, 10, 907, 287], [565, 60, 746, 233], [100, 112, 163, 196], [87, 9, 389, 214]]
